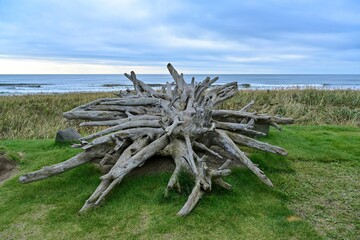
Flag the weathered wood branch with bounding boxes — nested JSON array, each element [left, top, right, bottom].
[[81, 119, 161, 141], [19, 63, 292, 216], [226, 131, 288, 156], [63, 110, 126, 121], [19, 145, 111, 183], [80, 115, 161, 127], [214, 130, 273, 187]]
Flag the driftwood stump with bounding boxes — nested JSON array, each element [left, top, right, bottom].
[[19, 64, 293, 216]]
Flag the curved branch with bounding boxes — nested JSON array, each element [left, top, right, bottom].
[[177, 181, 204, 216]]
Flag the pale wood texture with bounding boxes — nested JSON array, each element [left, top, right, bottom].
[[19, 63, 292, 216]]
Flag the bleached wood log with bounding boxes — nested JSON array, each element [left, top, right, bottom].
[[81, 120, 161, 141], [212, 110, 294, 124], [212, 110, 271, 120], [72, 98, 121, 111], [88, 104, 148, 114], [79, 115, 161, 127], [19, 146, 111, 183], [215, 121, 266, 136], [240, 100, 255, 112], [20, 63, 292, 217], [100, 98, 160, 106], [102, 134, 169, 180], [226, 131, 288, 156], [164, 139, 192, 196], [81, 127, 164, 150], [177, 181, 204, 216], [167, 63, 186, 94], [63, 110, 126, 121], [214, 130, 273, 187], [124, 72, 171, 100], [193, 141, 223, 159]]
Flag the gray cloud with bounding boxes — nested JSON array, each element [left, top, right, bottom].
[[0, 0, 359, 73]]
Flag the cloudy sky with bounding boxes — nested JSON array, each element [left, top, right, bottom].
[[0, 0, 359, 74]]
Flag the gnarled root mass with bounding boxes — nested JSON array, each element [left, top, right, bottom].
[[19, 64, 293, 216]]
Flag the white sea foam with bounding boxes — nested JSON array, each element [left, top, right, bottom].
[[0, 74, 359, 95]]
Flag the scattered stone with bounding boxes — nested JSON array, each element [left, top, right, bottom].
[[254, 123, 270, 136], [55, 128, 82, 143]]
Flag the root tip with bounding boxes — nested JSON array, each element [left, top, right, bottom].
[[18, 176, 28, 183]]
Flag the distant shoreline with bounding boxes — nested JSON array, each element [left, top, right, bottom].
[[1, 74, 359, 95], [1, 86, 359, 97]]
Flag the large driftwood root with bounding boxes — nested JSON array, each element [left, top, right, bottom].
[[19, 63, 293, 216]]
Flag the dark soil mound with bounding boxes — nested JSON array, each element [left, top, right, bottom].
[[129, 156, 175, 177], [127, 155, 243, 178], [0, 155, 17, 182]]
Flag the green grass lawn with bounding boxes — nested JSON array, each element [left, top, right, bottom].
[[0, 126, 359, 239]]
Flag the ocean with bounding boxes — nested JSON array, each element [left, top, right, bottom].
[[0, 74, 359, 95]]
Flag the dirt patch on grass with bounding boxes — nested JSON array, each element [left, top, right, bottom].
[[0, 154, 17, 182]]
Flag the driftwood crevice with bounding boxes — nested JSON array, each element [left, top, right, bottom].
[[19, 64, 293, 216]]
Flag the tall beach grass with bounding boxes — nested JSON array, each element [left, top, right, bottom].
[[221, 88, 359, 126], [0, 89, 359, 140]]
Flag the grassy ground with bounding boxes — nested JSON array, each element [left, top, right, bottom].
[[221, 88, 360, 126], [0, 92, 114, 140], [1, 89, 359, 139], [0, 125, 359, 239]]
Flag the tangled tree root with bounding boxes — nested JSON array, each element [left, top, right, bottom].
[[19, 64, 293, 216]]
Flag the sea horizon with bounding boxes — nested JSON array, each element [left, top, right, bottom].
[[1, 73, 359, 96]]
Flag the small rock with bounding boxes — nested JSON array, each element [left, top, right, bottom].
[[254, 124, 270, 136], [55, 128, 82, 143]]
